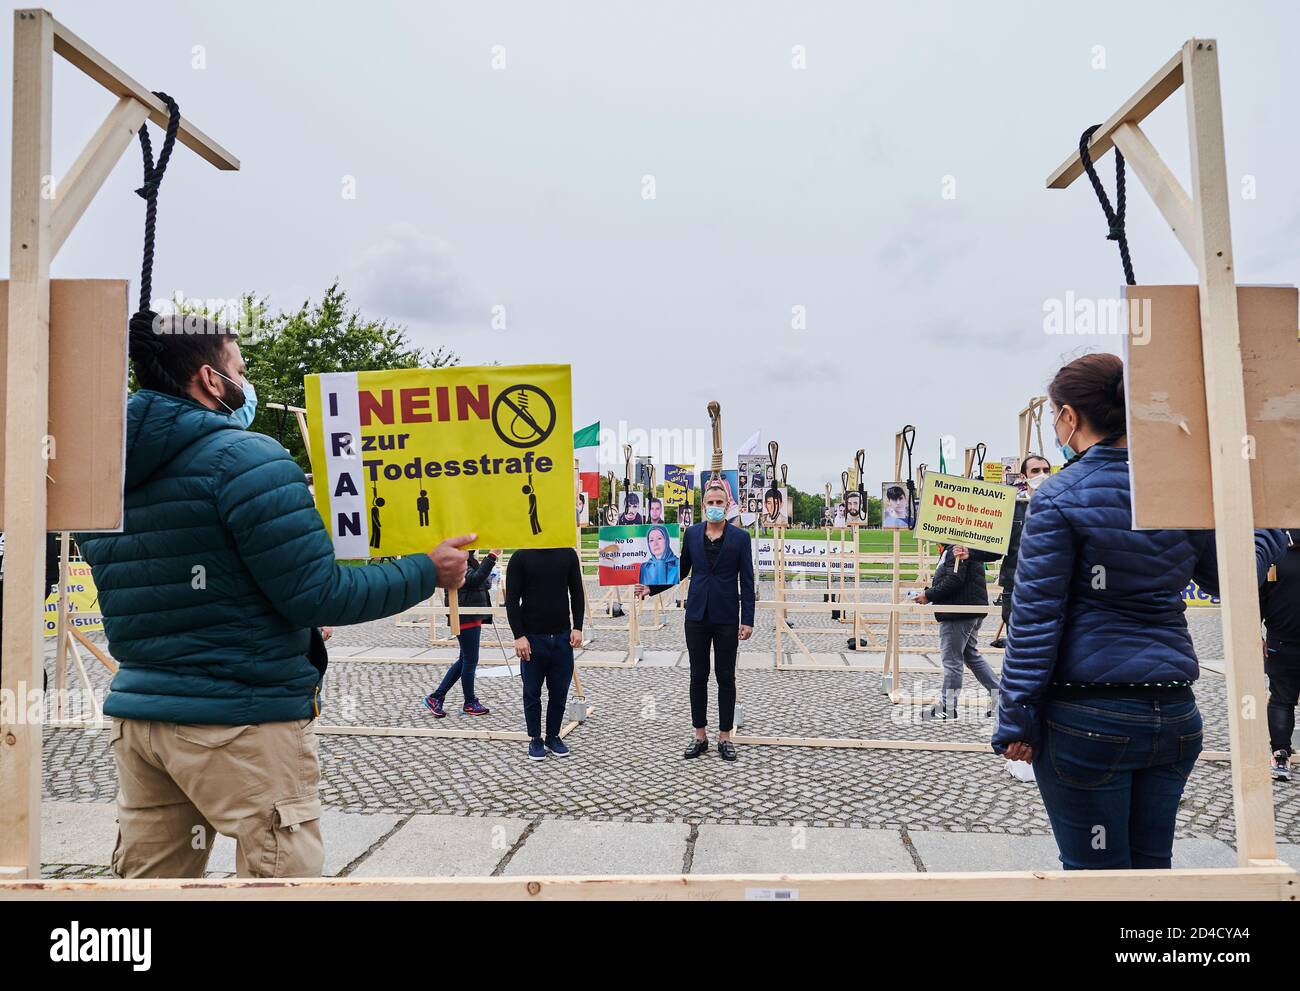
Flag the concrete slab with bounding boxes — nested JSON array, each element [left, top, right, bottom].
[[1171, 838, 1240, 869], [910, 830, 1240, 871], [208, 809, 402, 877], [844, 651, 888, 667], [692, 824, 915, 874], [1277, 842, 1300, 871], [42, 801, 118, 866], [503, 819, 690, 876], [575, 651, 628, 664], [909, 830, 1061, 872], [641, 651, 684, 667], [737, 654, 774, 669], [351, 814, 530, 877]]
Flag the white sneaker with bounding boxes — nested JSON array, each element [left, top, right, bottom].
[[1006, 759, 1035, 783]]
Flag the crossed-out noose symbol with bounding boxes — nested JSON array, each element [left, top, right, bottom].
[[491, 385, 556, 449]]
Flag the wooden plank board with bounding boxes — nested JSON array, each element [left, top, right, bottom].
[[3, 865, 1293, 900], [1126, 284, 1299, 528], [0, 280, 128, 529]]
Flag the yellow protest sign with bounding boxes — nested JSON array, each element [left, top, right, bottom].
[[43, 561, 103, 637], [304, 365, 574, 557], [915, 471, 1015, 555]]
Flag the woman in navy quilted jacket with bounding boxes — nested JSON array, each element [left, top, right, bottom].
[[992, 352, 1287, 870]]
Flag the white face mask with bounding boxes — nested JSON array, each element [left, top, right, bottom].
[[1027, 474, 1048, 491]]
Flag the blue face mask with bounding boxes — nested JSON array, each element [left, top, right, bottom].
[[216, 370, 258, 430], [704, 505, 725, 523], [1054, 416, 1077, 462]]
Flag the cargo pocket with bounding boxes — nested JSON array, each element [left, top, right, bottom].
[[173, 724, 253, 749], [271, 795, 324, 877], [1046, 720, 1129, 789]]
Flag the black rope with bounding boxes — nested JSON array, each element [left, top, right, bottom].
[[135, 93, 182, 316], [974, 442, 987, 480], [901, 425, 917, 528], [1079, 124, 1135, 286]]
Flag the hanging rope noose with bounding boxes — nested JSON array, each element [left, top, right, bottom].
[[135, 93, 182, 317], [1079, 124, 1135, 286], [901, 425, 917, 528]]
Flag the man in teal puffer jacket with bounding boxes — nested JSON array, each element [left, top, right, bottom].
[[77, 313, 473, 879]]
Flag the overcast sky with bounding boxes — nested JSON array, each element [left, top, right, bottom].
[[4, 0, 1298, 490]]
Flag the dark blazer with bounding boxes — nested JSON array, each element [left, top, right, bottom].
[[679, 523, 756, 627]]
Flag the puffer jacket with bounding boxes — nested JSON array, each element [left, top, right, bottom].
[[76, 390, 438, 725], [992, 445, 1287, 752], [924, 546, 1001, 622]]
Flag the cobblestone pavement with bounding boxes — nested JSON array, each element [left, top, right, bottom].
[[41, 593, 1292, 856]]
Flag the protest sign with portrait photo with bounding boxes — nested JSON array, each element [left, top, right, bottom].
[[598, 523, 682, 586]]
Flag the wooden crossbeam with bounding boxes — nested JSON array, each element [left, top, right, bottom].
[[1046, 47, 1184, 189], [47, 12, 239, 171]]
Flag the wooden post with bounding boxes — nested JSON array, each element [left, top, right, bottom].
[[0, 8, 53, 879], [1181, 40, 1274, 865], [53, 532, 70, 720]]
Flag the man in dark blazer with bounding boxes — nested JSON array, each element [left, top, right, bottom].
[[637, 480, 755, 761]]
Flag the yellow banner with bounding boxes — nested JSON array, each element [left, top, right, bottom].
[[305, 365, 574, 557], [915, 471, 1016, 555], [43, 561, 103, 637]]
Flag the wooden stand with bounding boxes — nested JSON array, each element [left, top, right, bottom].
[[0, 8, 238, 880], [5, 32, 1291, 901]]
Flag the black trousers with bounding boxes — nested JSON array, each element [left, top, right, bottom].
[[521, 633, 574, 740], [1266, 642, 1300, 754], [685, 619, 738, 732]]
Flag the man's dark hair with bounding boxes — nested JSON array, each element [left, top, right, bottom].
[[1019, 454, 1051, 474], [129, 312, 238, 398]]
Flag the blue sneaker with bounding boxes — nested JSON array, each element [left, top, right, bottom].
[[545, 736, 571, 758], [527, 739, 547, 761]]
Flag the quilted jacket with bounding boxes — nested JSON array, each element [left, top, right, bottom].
[[991, 445, 1287, 752], [76, 390, 439, 725]]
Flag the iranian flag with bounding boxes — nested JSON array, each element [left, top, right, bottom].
[[575, 421, 601, 501]]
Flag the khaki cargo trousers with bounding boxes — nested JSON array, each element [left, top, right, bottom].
[[109, 717, 324, 878]]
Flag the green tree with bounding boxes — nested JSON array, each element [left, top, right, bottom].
[[238, 281, 457, 470]]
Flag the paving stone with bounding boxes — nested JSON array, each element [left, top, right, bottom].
[[641, 652, 683, 667], [42, 604, 1280, 884], [692, 823, 914, 874], [351, 814, 529, 876], [502, 820, 690, 875], [42, 800, 118, 866]]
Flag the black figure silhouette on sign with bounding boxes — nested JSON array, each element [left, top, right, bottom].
[[370, 482, 385, 549], [522, 473, 542, 535], [416, 489, 430, 527]]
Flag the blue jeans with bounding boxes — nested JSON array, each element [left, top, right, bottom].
[[521, 634, 574, 740], [1033, 695, 1203, 870], [434, 625, 482, 702]]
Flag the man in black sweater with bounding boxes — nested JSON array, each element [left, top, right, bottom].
[[1262, 529, 1300, 780], [505, 547, 586, 761], [917, 542, 1002, 719]]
